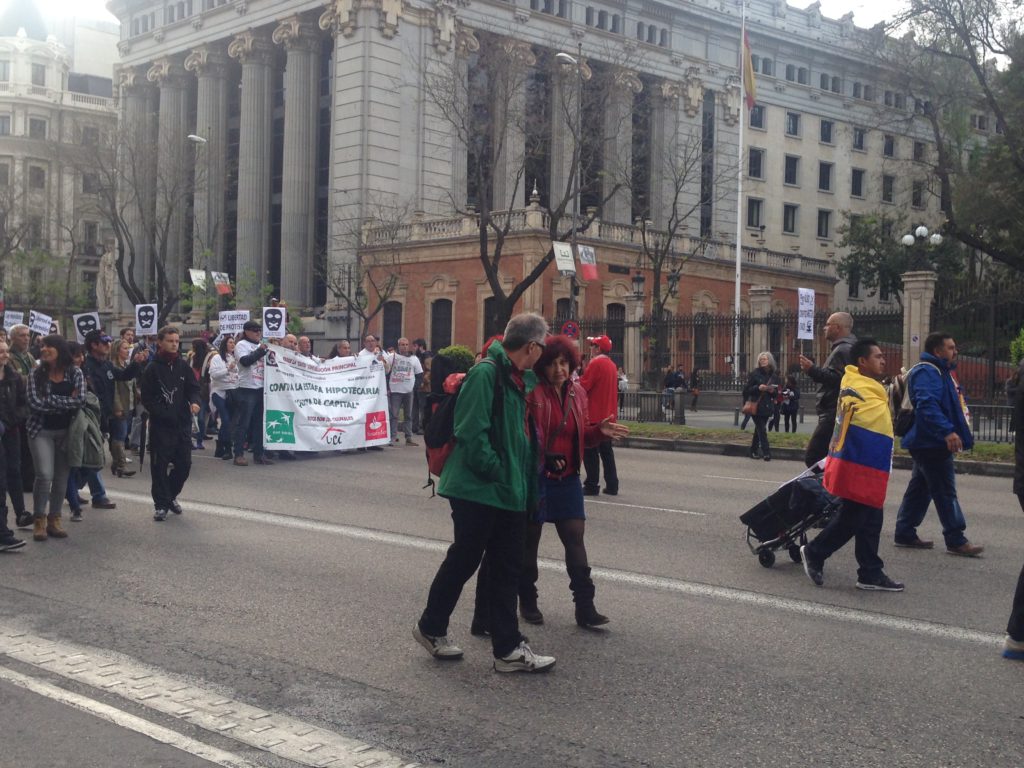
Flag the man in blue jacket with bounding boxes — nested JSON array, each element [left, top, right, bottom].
[[894, 332, 984, 556]]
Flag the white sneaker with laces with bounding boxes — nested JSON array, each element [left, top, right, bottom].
[[493, 641, 556, 673], [412, 623, 464, 660]]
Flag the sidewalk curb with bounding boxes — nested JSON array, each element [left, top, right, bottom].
[[620, 437, 1016, 478]]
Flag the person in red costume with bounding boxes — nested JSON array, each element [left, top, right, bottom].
[[519, 335, 628, 628], [580, 335, 620, 496]]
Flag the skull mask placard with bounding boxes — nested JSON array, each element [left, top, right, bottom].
[[264, 308, 284, 333], [137, 305, 156, 330], [76, 314, 98, 339]]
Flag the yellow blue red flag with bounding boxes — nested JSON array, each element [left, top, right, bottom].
[[823, 365, 894, 508]]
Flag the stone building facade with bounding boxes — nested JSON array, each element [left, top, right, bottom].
[[0, 14, 119, 312], [104, 0, 941, 361]]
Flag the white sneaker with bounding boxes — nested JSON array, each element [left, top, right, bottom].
[[412, 623, 463, 660], [493, 641, 556, 673]]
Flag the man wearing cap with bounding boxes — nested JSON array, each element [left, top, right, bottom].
[[82, 329, 148, 481], [232, 320, 273, 466], [581, 335, 620, 496]]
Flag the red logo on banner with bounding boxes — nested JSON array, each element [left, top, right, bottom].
[[365, 411, 389, 442]]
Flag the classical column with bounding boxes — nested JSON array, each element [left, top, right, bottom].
[[184, 44, 230, 275], [748, 285, 773, 366], [491, 40, 534, 211], [228, 29, 275, 307], [648, 80, 684, 228], [601, 69, 641, 225], [901, 271, 938, 369], [448, 26, 478, 211], [273, 16, 320, 308], [549, 56, 591, 215], [146, 57, 189, 308], [117, 66, 155, 312]]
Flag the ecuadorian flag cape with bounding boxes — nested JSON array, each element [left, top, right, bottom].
[[823, 365, 894, 508]]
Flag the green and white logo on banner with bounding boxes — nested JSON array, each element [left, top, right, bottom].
[[265, 410, 296, 444]]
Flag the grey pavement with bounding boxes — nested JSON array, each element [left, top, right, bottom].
[[0, 444, 1022, 767], [634, 404, 819, 434]]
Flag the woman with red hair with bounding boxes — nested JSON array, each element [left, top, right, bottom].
[[520, 335, 627, 628]]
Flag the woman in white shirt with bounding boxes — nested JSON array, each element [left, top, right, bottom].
[[207, 335, 239, 460]]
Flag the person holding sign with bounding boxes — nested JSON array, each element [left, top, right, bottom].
[[388, 338, 423, 446], [232, 320, 272, 466], [798, 312, 856, 467]]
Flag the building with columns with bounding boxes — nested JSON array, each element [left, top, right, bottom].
[[104, 0, 942, 368], [0, 8, 120, 312]]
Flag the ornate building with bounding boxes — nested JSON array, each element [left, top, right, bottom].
[[104, 0, 941, 362]]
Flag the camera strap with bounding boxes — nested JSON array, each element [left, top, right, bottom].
[[546, 386, 574, 452]]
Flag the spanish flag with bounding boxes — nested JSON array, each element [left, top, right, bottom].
[[743, 28, 757, 110], [823, 365, 894, 508]]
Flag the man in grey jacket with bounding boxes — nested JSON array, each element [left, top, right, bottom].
[[798, 312, 856, 467]]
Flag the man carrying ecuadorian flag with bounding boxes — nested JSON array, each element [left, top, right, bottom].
[[801, 338, 905, 592]]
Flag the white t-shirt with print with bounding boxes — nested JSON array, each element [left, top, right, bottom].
[[388, 353, 423, 394]]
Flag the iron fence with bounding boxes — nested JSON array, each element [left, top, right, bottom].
[[968, 405, 1016, 444]]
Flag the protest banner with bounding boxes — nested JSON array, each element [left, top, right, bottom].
[[262, 306, 286, 339], [73, 312, 101, 343], [28, 310, 52, 336], [218, 310, 250, 335], [797, 288, 815, 341], [263, 349, 390, 451], [136, 304, 158, 336], [3, 310, 23, 331]]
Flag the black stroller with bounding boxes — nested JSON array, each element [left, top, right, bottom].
[[740, 464, 840, 568]]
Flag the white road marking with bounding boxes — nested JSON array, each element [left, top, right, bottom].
[[108, 491, 1001, 648], [0, 627, 418, 768], [704, 474, 780, 484], [0, 664, 256, 768], [586, 499, 704, 516]]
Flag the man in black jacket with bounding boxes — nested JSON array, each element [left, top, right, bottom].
[[82, 329, 147, 478], [140, 326, 200, 521], [798, 312, 856, 467]]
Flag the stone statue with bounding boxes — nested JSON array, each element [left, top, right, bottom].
[[96, 248, 117, 311]]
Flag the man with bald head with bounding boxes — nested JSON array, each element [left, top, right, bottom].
[[799, 311, 857, 467]]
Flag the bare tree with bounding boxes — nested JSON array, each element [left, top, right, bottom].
[[421, 30, 633, 332]]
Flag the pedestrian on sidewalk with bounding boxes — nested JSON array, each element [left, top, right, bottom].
[[893, 332, 983, 556], [82, 329, 145, 481], [781, 375, 800, 433], [743, 352, 779, 461], [1002, 355, 1024, 661], [208, 335, 238, 460], [140, 326, 200, 522], [65, 342, 118, 522], [414, 313, 556, 673], [581, 335, 619, 496], [387, 338, 422, 446], [801, 338, 904, 592]]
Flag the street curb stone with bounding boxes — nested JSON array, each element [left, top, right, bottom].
[[619, 437, 1016, 478]]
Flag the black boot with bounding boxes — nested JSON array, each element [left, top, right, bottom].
[[219, 440, 233, 460], [214, 441, 226, 459], [519, 594, 544, 625], [568, 565, 608, 628]]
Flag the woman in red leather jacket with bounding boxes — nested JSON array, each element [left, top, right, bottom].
[[520, 335, 628, 629]]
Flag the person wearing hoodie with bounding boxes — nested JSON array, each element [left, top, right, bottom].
[[140, 326, 201, 522]]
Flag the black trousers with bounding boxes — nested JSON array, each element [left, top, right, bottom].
[[805, 498, 884, 581], [2, 427, 26, 519], [419, 497, 527, 658], [583, 442, 618, 493], [1006, 494, 1024, 640], [750, 416, 770, 457], [149, 424, 192, 509], [804, 413, 833, 467]]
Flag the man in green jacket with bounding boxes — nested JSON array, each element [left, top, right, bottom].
[[414, 313, 556, 673]]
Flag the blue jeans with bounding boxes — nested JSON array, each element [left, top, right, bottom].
[[66, 468, 109, 510], [230, 387, 264, 459], [212, 392, 232, 445], [895, 448, 968, 547], [805, 498, 884, 581]]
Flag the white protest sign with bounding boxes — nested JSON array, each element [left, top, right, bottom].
[[552, 241, 576, 275], [28, 310, 52, 336], [263, 350, 390, 451], [188, 269, 207, 289], [135, 304, 158, 336], [3, 310, 24, 331], [797, 288, 815, 341], [72, 312, 102, 344], [218, 310, 250, 335], [262, 306, 286, 339]]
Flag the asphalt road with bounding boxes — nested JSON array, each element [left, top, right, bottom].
[[1, 444, 1022, 768]]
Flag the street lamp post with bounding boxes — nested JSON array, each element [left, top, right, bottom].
[[555, 43, 584, 320], [900, 224, 942, 271], [187, 133, 214, 332]]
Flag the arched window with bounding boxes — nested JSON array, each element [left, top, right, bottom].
[[647, 26, 657, 44], [611, 14, 620, 32], [852, 82, 862, 98], [751, 54, 760, 71], [761, 58, 773, 76], [786, 64, 796, 81], [585, 6, 594, 25], [820, 73, 829, 90], [636, 22, 645, 40], [382, 301, 402, 350], [597, 10, 607, 28], [797, 67, 808, 84], [430, 299, 452, 351], [659, 28, 669, 47], [530, 0, 539, 9], [863, 85, 874, 101], [831, 76, 840, 93], [557, 0, 567, 17], [483, 296, 503, 342]]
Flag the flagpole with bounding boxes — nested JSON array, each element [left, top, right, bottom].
[[733, 4, 746, 381]]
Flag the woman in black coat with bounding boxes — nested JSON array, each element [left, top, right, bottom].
[[1003, 359, 1024, 661], [743, 352, 780, 461], [0, 339, 30, 547]]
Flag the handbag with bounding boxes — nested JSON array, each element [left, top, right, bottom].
[[741, 399, 758, 416]]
